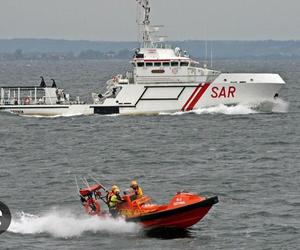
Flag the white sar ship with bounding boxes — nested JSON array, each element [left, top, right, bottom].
[[0, 0, 285, 116]]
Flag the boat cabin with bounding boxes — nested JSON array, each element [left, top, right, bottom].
[[129, 47, 220, 84]]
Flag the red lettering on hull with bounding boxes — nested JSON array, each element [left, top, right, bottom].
[[228, 86, 236, 97], [211, 87, 218, 98], [211, 86, 236, 98]]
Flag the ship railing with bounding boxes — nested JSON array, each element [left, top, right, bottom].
[[0, 86, 58, 105]]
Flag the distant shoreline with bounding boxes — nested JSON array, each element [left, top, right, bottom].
[[1, 39, 300, 60]]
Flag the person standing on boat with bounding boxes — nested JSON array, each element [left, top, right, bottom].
[[130, 180, 143, 199], [108, 186, 123, 217], [51, 79, 57, 88], [86, 192, 97, 212], [106, 185, 117, 204], [40, 76, 46, 87]]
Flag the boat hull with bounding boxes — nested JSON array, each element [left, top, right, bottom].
[[0, 104, 93, 116], [126, 196, 218, 229], [115, 74, 285, 115], [0, 73, 285, 116]]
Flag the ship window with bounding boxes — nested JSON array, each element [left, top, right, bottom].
[[180, 61, 189, 67], [152, 69, 165, 74], [171, 61, 179, 67], [137, 62, 144, 67], [136, 53, 144, 58], [154, 62, 161, 67], [146, 62, 153, 67], [163, 62, 170, 66]]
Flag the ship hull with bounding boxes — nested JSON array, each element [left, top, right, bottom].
[[126, 196, 218, 229], [114, 73, 285, 115], [0, 104, 93, 116], [0, 73, 285, 116], [117, 83, 283, 115]]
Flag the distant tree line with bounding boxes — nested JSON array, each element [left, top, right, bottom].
[[0, 48, 132, 61], [1, 39, 300, 60]]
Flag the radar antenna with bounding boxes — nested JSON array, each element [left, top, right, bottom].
[[136, 0, 155, 48]]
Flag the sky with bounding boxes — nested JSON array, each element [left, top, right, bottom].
[[0, 0, 300, 41]]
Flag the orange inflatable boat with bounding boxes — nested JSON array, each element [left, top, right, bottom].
[[78, 181, 218, 229], [120, 191, 218, 228]]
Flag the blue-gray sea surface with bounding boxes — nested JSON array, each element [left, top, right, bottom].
[[0, 59, 299, 249]]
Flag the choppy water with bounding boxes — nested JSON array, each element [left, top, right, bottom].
[[0, 59, 299, 249]]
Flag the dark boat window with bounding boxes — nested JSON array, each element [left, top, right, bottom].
[[180, 61, 189, 67], [163, 62, 170, 66], [171, 61, 178, 67], [154, 62, 161, 67], [152, 69, 165, 73], [136, 53, 144, 58], [146, 62, 153, 67], [137, 62, 144, 67]]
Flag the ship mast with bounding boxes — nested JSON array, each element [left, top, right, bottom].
[[136, 0, 152, 48]]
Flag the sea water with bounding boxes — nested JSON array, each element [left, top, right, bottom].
[[0, 59, 299, 249]]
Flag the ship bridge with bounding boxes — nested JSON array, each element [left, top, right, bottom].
[[131, 47, 220, 84]]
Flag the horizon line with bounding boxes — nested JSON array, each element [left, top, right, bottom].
[[1, 38, 300, 42]]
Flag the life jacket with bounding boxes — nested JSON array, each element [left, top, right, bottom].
[[109, 193, 123, 209], [106, 191, 114, 205], [109, 194, 119, 208], [134, 186, 143, 198]]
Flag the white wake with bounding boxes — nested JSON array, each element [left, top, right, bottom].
[[193, 104, 257, 115], [18, 113, 86, 118], [160, 104, 257, 116], [8, 210, 140, 238], [160, 100, 289, 116], [270, 98, 289, 113]]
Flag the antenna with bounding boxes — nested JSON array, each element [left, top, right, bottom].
[[204, 25, 208, 68], [136, 0, 152, 48], [210, 43, 213, 68], [205, 40, 208, 64], [136, 0, 167, 48], [136, 2, 141, 42]]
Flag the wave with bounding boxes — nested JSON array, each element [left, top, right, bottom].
[[193, 104, 258, 115], [270, 98, 289, 113], [160, 104, 257, 116], [8, 210, 140, 238], [160, 99, 289, 116], [18, 113, 87, 118]]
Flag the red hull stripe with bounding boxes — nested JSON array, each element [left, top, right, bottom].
[[181, 84, 201, 111], [143, 59, 190, 62], [186, 83, 210, 111], [144, 59, 171, 62]]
